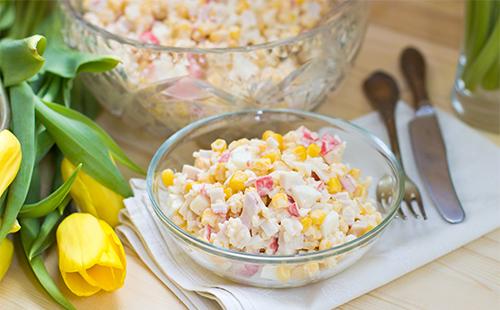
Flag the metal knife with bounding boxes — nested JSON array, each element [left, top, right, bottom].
[[400, 47, 465, 224]]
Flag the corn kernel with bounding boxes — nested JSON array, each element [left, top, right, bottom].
[[172, 211, 186, 227], [175, 3, 189, 19], [289, 25, 301, 37], [172, 22, 192, 39], [327, 177, 342, 194], [214, 163, 227, 182], [224, 187, 233, 200], [250, 158, 272, 176], [262, 149, 281, 163], [353, 185, 366, 198], [349, 168, 361, 180], [228, 171, 248, 192], [209, 30, 227, 43], [319, 239, 332, 251], [185, 181, 198, 192], [198, 173, 215, 184], [270, 0, 281, 9], [296, 0, 305, 5], [303, 262, 319, 276], [229, 26, 241, 40], [262, 130, 283, 150], [236, 0, 250, 14], [258, 143, 267, 153], [211, 139, 227, 153], [293, 145, 307, 161], [278, 11, 297, 24], [270, 192, 288, 209], [161, 169, 175, 187], [306, 143, 321, 157], [300, 217, 313, 232], [310, 209, 326, 226], [276, 265, 291, 282], [365, 223, 376, 234]]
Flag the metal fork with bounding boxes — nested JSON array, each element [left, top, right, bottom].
[[363, 71, 427, 220]]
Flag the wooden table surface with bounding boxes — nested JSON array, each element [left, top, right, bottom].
[[2, 1, 499, 309]]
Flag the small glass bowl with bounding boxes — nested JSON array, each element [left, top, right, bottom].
[[59, 0, 369, 135], [147, 109, 403, 288]]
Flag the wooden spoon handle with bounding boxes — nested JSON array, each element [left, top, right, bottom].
[[400, 47, 431, 109]]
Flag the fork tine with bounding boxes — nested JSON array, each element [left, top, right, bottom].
[[397, 206, 407, 220], [379, 197, 388, 210], [386, 195, 406, 220], [414, 195, 427, 220], [404, 199, 420, 218]]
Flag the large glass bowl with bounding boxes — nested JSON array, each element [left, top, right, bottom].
[[147, 110, 403, 288], [60, 0, 369, 135]]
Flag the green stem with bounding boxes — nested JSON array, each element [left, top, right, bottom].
[[462, 11, 500, 91], [19, 218, 76, 310], [465, 0, 492, 62], [481, 53, 500, 90]]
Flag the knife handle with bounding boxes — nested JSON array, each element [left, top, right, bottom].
[[400, 47, 431, 109]]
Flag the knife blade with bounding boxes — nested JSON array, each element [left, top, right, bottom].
[[409, 106, 465, 223], [401, 47, 465, 223]]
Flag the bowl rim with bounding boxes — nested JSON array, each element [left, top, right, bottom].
[[147, 109, 404, 264], [60, 0, 363, 54]]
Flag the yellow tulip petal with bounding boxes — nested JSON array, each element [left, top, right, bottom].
[[0, 130, 22, 197], [9, 220, 21, 233], [61, 159, 100, 218], [99, 220, 126, 287], [83, 265, 124, 292], [62, 271, 101, 296], [99, 220, 126, 267], [0, 238, 14, 281], [61, 158, 124, 227], [85, 177, 123, 227], [57, 213, 106, 272]]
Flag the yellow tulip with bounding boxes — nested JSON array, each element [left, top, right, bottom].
[[61, 158, 124, 227], [0, 129, 22, 197], [56, 213, 126, 296], [0, 238, 14, 282]]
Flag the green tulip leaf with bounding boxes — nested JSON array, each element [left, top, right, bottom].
[[0, 1, 15, 31], [25, 164, 40, 204], [39, 73, 63, 103], [45, 101, 145, 175], [0, 83, 36, 242], [43, 33, 120, 78], [37, 8, 119, 79], [0, 35, 46, 86], [19, 218, 76, 310], [69, 78, 101, 120], [34, 97, 132, 197], [20, 163, 81, 218], [28, 204, 68, 260], [35, 127, 55, 163], [0, 190, 7, 216]]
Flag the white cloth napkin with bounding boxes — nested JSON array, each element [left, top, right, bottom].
[[116, 103, 500, 310]]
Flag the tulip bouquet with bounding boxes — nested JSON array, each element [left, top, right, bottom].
[[0, 2, 143, 308]]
